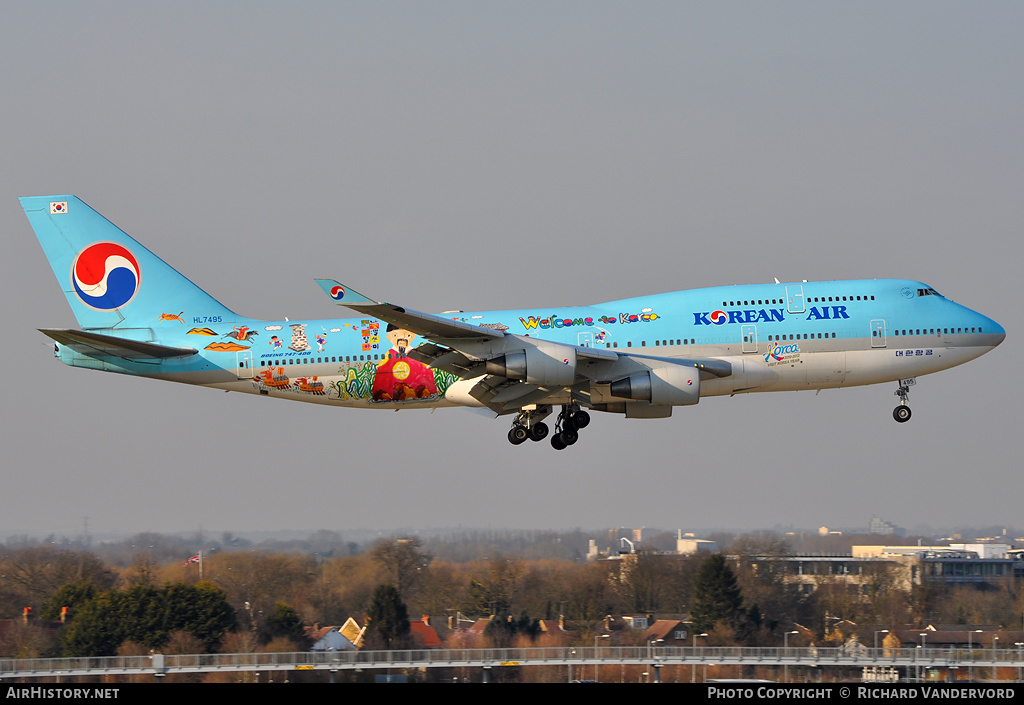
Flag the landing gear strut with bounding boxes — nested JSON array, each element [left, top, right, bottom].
[[550, 403, 590, 451], [893, 380, 913, 423], [507, 406, 552, 445]]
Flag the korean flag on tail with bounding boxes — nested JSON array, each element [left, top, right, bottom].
[[50, 201, 68, 214]]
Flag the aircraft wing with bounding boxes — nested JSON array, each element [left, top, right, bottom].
[[314, 279, 505, 343], [40, 329, 198, 360], [315, 279, 734, 414], [314, 277, 618, 365]]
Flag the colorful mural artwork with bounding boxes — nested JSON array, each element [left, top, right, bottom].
[[293, 376, 326, 395], [323, 360, 459, 403], [329, 363, 377, 401], [256, 366, 290, 390], [519, 310, 659, 331], [248, 320, 462, 404], [204, 341, 250, 352], [225, 325, 259, 342], [360, 320, 380, 352], [187, 327, 217, 336], [763, 342, 800, 366], [158, 312, 185, 324], [289, 324, 310, 352], [372, 325, 437, 401]]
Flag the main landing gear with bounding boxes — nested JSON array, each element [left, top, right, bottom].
[[507, 406, 552, 445], [893, 380, 913, 423], [549, 404, 590, 451], [506, 403, 591, 450]]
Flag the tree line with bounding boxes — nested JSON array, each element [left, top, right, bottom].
[[2, 533, 1021, 662]]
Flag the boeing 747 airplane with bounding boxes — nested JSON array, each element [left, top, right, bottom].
[[22, 195, 1005, 449]]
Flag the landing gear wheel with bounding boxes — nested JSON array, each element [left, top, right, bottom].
[[508, 426, 529, 445], [550, 433, 567, 450], [572, 410, 590, 429], [891, 381, 914, 423], [529, 422, 549, 441], [560, 428, 579, 445], [893, 405, 912, 423]]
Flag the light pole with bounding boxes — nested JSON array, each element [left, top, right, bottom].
[[647, 638, 663, 683], [968, 630, 982, 682], [994, 636, 1000, 681], [1014, 642, 1022, 683], [594, 634, 609, 682], [783, 630, 799, 683], [692, 633, 708, 683], [921, 635, 929, 684]]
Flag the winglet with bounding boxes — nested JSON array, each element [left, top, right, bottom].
[[314, 279, 380, 307]]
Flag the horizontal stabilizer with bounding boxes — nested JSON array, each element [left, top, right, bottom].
[[40, 329, 198, 360]]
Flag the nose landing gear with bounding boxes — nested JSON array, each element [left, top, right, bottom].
[[893, 378, 914, 423]]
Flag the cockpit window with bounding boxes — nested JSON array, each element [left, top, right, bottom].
[[917, 287, 941, 297]]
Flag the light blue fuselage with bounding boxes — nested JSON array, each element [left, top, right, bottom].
[[57, 278, 1003, 408]]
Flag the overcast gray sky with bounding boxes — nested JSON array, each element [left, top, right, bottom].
[[2, 2, 1020, 539]]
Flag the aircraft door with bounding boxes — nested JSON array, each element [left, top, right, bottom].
[[577, 332, 593, 348], [236, 350, 254, 378], [870, 319, 887, 348], [741, 324, 758, 353], [786, 285, 805, 313]]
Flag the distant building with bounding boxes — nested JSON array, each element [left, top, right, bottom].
[[676, 537, 718, 555], [868, 517, 906, 537], [409, 616, 442, 649], [310, 625, 358, 651], [622, 615, 649, 630], [644, 619, 691, 645], [853, 544, 1014, 585], [741, 544, 1015, 596]]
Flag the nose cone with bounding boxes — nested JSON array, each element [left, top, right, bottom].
[[986, 316, 1006, 347]]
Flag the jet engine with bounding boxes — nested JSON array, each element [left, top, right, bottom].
[[485, 341, 577, 386], [609, 364, 701, 406]]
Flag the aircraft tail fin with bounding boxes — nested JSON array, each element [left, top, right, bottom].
[[21, 195, 237, 330]]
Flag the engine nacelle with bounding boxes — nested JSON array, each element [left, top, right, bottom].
[[485, 342, 577, 386], [609, 364, 701, 406]]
